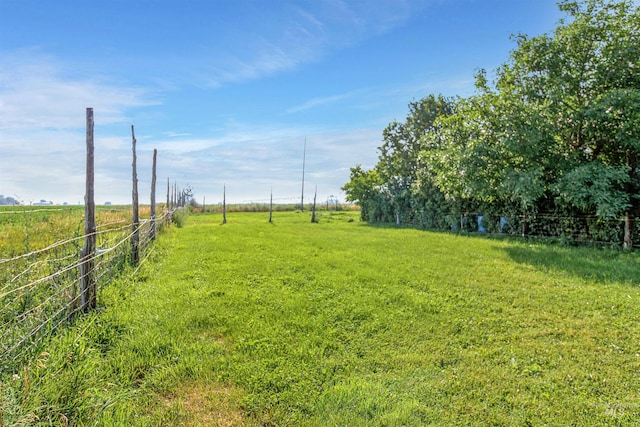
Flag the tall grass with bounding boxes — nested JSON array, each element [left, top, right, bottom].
[[2, 211, 639, 425], [0, 205, 157, 257]]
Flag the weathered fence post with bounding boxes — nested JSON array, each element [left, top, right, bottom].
[[300, 138, 306, 211], [222, 185, 227, 224], [166, 178, 170, 210], [150, 148, 157, 240], [78, 107, 97, 313], [131, 125, 140, 265], [203, 196, 206, 213], [173, 182, 177, 208], [269, 189, 273, 223], [166, 177, 171, 225], [311, 186, 318, 223]]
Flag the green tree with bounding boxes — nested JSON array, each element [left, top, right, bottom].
[[341, 165, 383, 221], [376, 94, 454, 224], [427, 0, 639, 244], [505, 0, 640, 246]]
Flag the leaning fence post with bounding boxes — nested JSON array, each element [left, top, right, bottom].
[[150, 148, 157, 240], [78, 107, 97, 313], [131, 125, 140, 265]]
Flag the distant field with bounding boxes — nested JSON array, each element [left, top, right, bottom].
[[0, 205, 154, 256], [2, 211, 639, 426]]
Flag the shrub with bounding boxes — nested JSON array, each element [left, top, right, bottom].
[[172, 209, 187, 228]]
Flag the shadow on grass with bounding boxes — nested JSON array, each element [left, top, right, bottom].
[[358, 220, 639, 285], [503, 243, 640, 286]]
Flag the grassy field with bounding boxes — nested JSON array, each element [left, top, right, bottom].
[[2, 211, 640, 425]]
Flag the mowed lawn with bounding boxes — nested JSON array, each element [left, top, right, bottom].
[[7, 211, 640, 426]]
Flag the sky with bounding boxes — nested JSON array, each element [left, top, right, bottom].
[[0, 0, 564, 205]]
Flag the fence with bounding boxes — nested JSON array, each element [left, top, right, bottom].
[[0, 210, 174, 371], [450, 212, 639, 248], [0, 108, 189, 373]]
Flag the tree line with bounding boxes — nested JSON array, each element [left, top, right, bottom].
[[342, 0, 639, 248]]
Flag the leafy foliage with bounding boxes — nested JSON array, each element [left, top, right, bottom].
[[342, 0, 640, 247]]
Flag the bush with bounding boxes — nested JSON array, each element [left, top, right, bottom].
[[172, 209, 187, 228]]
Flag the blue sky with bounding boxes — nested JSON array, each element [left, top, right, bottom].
[[0, 0, 563, 205]]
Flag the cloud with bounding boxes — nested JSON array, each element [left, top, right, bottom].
[[141, 124, 382, 204], [283, 75, 474, 120], [198, 0, 428, 87], [0, 51, 160, 204], [0, 50, 158, 131], [162, 132, 192, 138], [285, 90, 361, 114]]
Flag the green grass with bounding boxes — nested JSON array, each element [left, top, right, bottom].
[[2, 211, 639, 426]]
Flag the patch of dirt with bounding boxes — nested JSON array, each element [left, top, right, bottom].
[[163, 382, 245, 427]]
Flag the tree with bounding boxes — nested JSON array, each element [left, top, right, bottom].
[[344, 0, 639, 246], [426, 0, 639, 244], [504, 0, 640, 246], [375, 94, 454, 224], [341, 165, 383, 221]]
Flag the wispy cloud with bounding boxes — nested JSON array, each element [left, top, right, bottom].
[[285, 90, 360, 114], [134, 123, 382, 204], [199, 0, 428, 87], [0, 50, 159, 131], [284, 75, 474, 118], [162, 131, 192, 138], [0, 51, 160, 203]]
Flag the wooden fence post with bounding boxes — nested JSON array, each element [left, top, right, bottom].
[[269, 189, 273, 223], [173, 182, 177, 208], [166, 177, 171, 224], [300, 138, 306, 211], [150, 148, 157, 240], [166, 177, 170, 210], [223, 185, 227, 224], [131, 125, 140, 265], [311, 186, 318, 223], [79, 107, 97, 312]]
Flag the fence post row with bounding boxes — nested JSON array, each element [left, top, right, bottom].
[[131, 125, 140, 265], [79, 107, 97, 313]]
